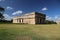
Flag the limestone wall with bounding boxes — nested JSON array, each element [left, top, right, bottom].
[[13, 12, 46, 24]]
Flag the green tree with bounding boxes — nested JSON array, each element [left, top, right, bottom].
[[0, 7, 5, 20], [45, 20, 57, 24]]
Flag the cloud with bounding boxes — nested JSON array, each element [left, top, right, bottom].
[[46, 15, 60, 21], [3, 14, 12, 20], [42, 7, 48, 11], [0, 0, 5, 2], [0, 0, 1, 1], [46, 15, 60, 22], [12, 10, 22, 15], [54, 15, 60, 21], [6, 6, 13, 10], [46, 16, 52, 20], [54, 16, 58, 19]]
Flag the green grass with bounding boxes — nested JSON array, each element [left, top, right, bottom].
[[0, 24, 60, 40]]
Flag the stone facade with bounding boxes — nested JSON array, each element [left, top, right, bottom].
[[13, 12, 46, 24]]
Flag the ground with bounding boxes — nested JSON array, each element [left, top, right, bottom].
[[0, 24, 60, 40]]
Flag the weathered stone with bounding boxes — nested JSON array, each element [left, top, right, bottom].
[[13, 12, 46, 24]]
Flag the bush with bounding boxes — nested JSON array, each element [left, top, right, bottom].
[[0, 20, 12, 24], [45, 20, 57, 24]]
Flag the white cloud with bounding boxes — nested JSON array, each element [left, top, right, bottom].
[[6, 6, 13, 10], [12, 10, 22, 15], [54, 16, 58, 19], [0, 0, 5, 2], [46, 16, 52, 20], [54, 15, 60, 22], [0, 0, 2, 1], [46, 15, 60, 24], [42, 7, 48, 11], [3, 14, 12, 20]]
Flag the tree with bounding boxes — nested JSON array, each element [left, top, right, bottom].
[[45, 20, 57, 24], [0, 7, 5, 20]]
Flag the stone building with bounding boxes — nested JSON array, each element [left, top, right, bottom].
[[13, 12, 46, 24]]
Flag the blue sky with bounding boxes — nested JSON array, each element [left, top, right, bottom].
[[0, 0, 60, 21]]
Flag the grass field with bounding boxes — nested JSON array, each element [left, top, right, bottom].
[[0, 24, 60, 40]]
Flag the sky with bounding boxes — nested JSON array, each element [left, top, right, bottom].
[[0, 0, 60, 21]]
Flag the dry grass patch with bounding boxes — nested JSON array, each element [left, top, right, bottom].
[[15, 36, 32, 40]]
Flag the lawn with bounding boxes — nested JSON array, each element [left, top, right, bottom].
[[0, 24, 60, 40]]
